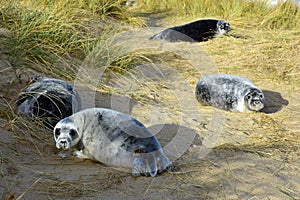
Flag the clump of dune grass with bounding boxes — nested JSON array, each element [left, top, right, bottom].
[[0, 0, 143, 79], [2, 112, 53, 157], [261, 0, 300, 29], [139, 0, 270, 17], [138, 0, 300, 30], [1, 96, 52, 137]]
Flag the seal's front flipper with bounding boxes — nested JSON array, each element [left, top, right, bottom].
[[58, 151, 69, 158], [132, 148, 158, 177], [72, 149, 94, 160]]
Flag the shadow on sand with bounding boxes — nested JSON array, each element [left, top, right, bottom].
[[261, 90, 289, 114], [148, 123, 201, 147]]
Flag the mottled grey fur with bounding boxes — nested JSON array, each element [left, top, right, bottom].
[[53, 108, 173, 177], [150, 19, 231, 42], [195, 74, 265, 112]]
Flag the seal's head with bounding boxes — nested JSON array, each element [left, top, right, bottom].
[[217, 20, 231, 35], [244, 88, 265, 111], [53, 117, 81, 149]]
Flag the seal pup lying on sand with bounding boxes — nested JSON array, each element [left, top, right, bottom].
[[150, 19, 231, 42], [16, 76, 81, 126], [195, 74, 265, 112], [53, 108, 173, 177]]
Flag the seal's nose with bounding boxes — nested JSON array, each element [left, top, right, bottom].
[[60, 140, 67, 145], [227, 24, 232, 31]]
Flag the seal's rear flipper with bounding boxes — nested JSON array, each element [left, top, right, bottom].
[[132, 148, 158, 177], [156, 153, 173, 174]]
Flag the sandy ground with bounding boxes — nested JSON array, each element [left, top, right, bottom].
[[1, 22, 300, 200]]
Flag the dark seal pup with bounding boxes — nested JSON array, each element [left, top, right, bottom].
[[53, 108, 173, 177], [150, 19, 231, 42], [16, 76, 82, 126], [195, 74, 265, 112]]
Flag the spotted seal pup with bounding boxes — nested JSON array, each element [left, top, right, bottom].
[[195, 74, 265, 112], [150, 19, 231, 42], [53, 108, 173, 177], [16, 76, 81, 126]]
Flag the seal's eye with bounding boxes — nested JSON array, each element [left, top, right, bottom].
[[54, 128, 61, 138], [259, 94, 264, 99], [69, 129, 78, 139]]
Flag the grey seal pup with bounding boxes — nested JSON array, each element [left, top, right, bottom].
[[53, 108, 173, 177], [195, 74, 265, 112], [16, 76, 81, 126], [150, 19, 231, 42]]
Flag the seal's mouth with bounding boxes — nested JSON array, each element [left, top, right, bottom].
[[56, 137, 71, 149], [247, 98, 265, 111]]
